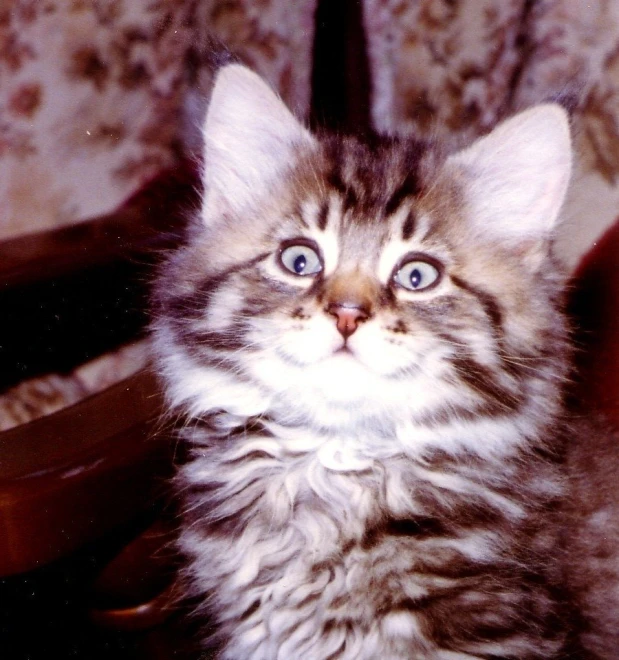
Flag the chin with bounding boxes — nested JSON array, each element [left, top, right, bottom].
[[274, 352, 414, 431], [306, 351, 378, 402]]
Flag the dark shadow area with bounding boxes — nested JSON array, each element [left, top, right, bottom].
[[311, 0, 371, 133]]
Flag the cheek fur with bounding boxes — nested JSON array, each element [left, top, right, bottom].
[[273, 314, 342, 365], [349, 323, 449, 378], [249, 299, 457, 387], [203, 286, 247, 332]]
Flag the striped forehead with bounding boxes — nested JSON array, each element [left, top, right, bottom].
[[285, 134, 442, 275], [295, 195, 344, 275], [296, 193, 434, 279]]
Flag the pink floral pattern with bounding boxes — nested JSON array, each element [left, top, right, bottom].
[[0, 0, 316, 242]]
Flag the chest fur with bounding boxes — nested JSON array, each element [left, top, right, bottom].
[[179, 430, 564, 659]]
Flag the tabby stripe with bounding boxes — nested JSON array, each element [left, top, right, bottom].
[[342, 185, 358, 212], [186, 328, 247, 353], [165, 271, 227, 320], [180, 342, 249, 374], [385, 176, 419, 217], [166, 252, 271, 320], [451, 275, 504, 340], [361, 517, 445, 549], [325, 164, 360, 212], [378, 285, 398, 308], [450, 355, 522, 411], [416, 401, 509, 428], [316, 199, 329, 230], [401, 210, 416, 241], [326, 167, 347, 196]]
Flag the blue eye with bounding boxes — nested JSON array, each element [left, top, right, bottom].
[[279, 243, 323, 276], [395, 259, 440, 291]]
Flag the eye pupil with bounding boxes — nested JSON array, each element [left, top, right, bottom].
[[279, 242, 323, 276], [294, 254, 307, 274], [394, 258, 441, 291]]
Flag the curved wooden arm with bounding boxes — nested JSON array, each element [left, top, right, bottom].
[[0, 368, 173, 576], [0, 164, 196, 577]]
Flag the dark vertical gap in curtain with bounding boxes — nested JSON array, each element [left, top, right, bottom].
[[310, 0, 371, 133]]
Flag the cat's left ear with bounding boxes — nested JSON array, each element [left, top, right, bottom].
[[201, 64, 315, 222], [445, 104, 572, 248]]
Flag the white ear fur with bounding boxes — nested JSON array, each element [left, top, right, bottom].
[[446, 104, 572, 243], [201, 64, 314, 222]]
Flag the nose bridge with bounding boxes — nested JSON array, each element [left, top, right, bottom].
[[324, 267, 377, 311], [322, 222, 384, 338], [323, 267, 379, 339]]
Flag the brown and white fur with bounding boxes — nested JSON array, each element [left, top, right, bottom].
[[151, 64, 606, 658]]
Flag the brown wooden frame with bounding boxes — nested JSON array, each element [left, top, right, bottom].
[[0, 163, 197, 577]]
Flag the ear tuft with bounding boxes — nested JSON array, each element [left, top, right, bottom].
[[446, 104, 572, 244], [201, 64, 314, 222]]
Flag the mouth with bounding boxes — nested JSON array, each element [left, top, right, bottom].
[[334, 344, 354, 356]]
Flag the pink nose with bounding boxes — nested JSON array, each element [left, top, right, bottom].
[[326, 304, 369, 338]]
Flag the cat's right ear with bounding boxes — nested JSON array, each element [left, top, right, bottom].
[[443, 104, 572, 251], [200, 64, 315, 223]]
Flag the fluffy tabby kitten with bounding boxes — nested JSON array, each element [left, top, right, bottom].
[[152, 64, 605, 658]]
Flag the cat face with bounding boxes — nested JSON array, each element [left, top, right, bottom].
[[153, 65, 572, 452]]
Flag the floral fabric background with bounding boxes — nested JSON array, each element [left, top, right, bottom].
[[0, 0, 317, 241]]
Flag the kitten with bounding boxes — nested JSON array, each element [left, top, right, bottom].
[[152, 64, 606, 658]]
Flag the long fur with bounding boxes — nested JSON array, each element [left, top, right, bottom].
[[150, 65, 606, 659]]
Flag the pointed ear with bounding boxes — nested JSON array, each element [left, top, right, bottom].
[[201, 64, 314, 222], [445, 104, 572, 246]]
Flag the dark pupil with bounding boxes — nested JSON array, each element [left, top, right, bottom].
[[293, 253, 307, 274], [410, 268, 422, 288]]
